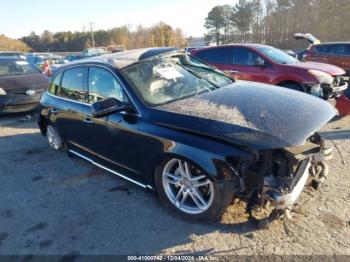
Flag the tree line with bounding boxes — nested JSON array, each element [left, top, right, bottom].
[[205, 0, 350, 50], [0, 34, 30, 52], [1, 1, 350, 53], [19, 22, 187, 52]]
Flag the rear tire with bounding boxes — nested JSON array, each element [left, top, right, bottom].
[[46, 125, 63, 150], [155, 158, 234, 222]]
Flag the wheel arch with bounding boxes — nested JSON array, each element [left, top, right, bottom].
[[38, 113, 49, 136], [148, 142, 244, 189], [276, 80, 305, 91]]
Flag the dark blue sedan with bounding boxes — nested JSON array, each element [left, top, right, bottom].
[[37, 48, 335, 222]]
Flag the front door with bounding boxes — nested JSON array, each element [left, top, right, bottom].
[[229, 47, 272, 83], [79, 66, 143, 180]]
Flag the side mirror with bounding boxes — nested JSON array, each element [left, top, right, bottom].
[[91, 97, 130, 118], [255, 57, 265, 67]]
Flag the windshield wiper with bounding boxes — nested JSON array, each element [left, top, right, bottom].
[[175, 62, 220, 89]]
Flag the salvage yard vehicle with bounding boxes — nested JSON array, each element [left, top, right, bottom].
[[0, 57, 49, 114], [336, 91, 350, 116], [294, 33, 350, 76], [38, 48, 335, 222], [191, 44, 348, 100], [303, 42, 350, 77], [27, 54, 68, 77], [0, 51, 27, 60], [293, 34, 350, 116]]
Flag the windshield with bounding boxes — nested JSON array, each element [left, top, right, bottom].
[[0, 60, 40, 76], [121, 58, 222, 106], [258, 46, 298, 64], [171, 54, 234, 88]]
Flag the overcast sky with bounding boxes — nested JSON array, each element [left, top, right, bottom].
[[0, 0, 234, 39]]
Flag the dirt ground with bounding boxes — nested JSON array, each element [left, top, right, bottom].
[[0, 112, 349, 256]]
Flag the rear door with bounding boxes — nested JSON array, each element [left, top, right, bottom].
[[307, 45, 329, 63], [51, 67, 88, 149], [194, 47, 236, 75]]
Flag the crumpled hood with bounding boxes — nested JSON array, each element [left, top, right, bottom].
[[290, 61, 345, 76], [154, 81, 336, 149]]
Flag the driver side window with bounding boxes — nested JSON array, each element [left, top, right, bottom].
[[233, 48, 262, 66], [88, 67, 124, 104]]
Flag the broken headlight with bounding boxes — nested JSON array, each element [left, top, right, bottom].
[[308, 70, 333, 85]]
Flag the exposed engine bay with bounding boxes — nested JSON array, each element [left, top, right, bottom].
[[235, 133, 332, 225]]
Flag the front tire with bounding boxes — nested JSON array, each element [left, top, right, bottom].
[[46, 125, 63, 150], [155, 158, 234, 222]]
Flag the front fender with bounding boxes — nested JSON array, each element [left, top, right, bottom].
[[140, 121, 253, 187]]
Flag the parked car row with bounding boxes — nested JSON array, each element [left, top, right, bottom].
[[1, 41, 349, 117], [0, 47, 128, 114], [0, 44, 348, 222], [26, 53, 69, 77], [0, 48, 114, 78], [190, 44, 348, 100]]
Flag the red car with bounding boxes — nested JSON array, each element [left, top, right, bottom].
[[191, 44, 348, 100], [336, 92, 350, 116]]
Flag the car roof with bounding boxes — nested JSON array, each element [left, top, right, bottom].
[[225, 43, 270, 48], [195, 43, 272, 51], [68, 47, 179, 69], [0, 57, 23, 62], [27, 53, 54, 57], [0, 51, 23, 54]]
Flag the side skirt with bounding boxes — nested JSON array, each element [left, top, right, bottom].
[[68, 149, 155, 190]]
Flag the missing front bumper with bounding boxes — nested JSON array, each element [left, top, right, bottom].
[[263, 159, 312, 210]]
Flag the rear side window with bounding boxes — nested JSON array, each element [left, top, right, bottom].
[[330, 44, 350, 55], [88, 67, 124, 104], [314, 45, 330, 53], [57, 67, 88, 103], [195, 48, 233, 64], [346, 45, 350, 55], [48, 73, 62, 95]]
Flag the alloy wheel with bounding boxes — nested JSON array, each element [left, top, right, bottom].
[[162, 159, 214, 215]]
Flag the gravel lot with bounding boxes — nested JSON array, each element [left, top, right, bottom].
[[0, 112, 349, 256]]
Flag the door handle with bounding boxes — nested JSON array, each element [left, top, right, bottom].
[[83, 117, 94, 124], [228, 70, 239, 73]]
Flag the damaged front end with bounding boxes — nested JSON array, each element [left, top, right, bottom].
[[305, 71, 348, 100], [237, 133, 332, 223]]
